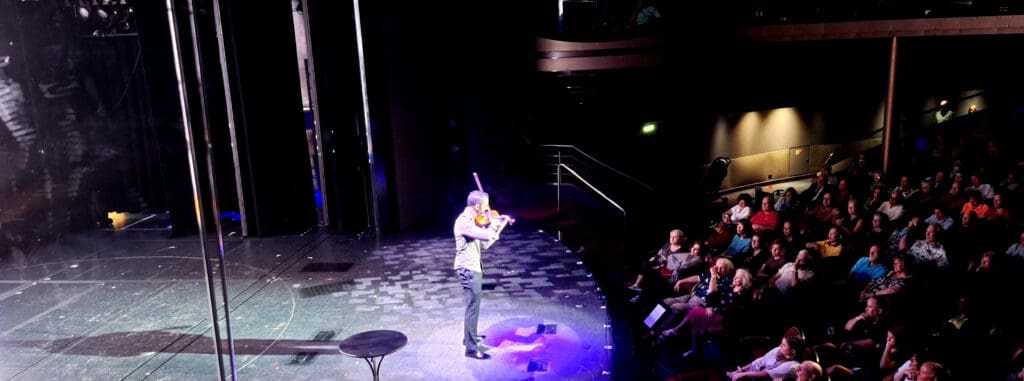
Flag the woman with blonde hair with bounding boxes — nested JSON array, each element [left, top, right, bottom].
[[660, 268, 754, 359]]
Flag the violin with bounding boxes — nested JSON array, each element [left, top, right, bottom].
[[472, 172, 516, 230], [474, 209, 500, 227], [474, 208, 515, 228]]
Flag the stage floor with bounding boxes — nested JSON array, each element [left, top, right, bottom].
[[0, 225, 612, 380]]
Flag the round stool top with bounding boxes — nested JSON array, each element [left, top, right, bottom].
[[338, 330, 408, 358]]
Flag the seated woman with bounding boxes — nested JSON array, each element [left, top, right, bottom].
[[835, 198, 865, 249], [738, 234, 768, 273], [657, 269, 755, 357], [756, 239, 788, 286], [780, 220, 805, 259], [627, 229, 687, 302], [863, 185, 886, 218], [774, 187, 801, 222], [726, 193, 753, 224], [724, 220, 754, 259], [859, 254, 912, 303], [892, 351, 921, 381], [726, 335, 807, 380], [861, 212, 891, 251], [668, 241, 707, 283], [650, 258, 735, 338]]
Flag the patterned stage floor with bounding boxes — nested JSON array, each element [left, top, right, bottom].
[[0, 224, 612, 380]]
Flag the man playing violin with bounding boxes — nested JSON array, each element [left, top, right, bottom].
[[454, 190, 511, 360]]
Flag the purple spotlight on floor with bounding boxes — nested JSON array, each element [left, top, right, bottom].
[[467, 317, 605, 380]]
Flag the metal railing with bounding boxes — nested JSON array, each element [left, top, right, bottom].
[[705, 128, 884, 196], [540, 144, 652, 185], [538, 144, 651, 216], [556, 163, 625, 216]]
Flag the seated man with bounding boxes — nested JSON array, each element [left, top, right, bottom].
[[849, 244, 889, 286], [965, 173, 995, 200], [1006, 231, 1024, 269], [750, 195, 780, 235], [806, 192, 840, 239], [924, 207, 954, 231], [706, 214, 735, 254], [918, 361, 946, 381], [807, 226, 847, 280], [876, 190, 906, 226], [893, 175, 917, 200], [808, 227, 844, 260], [817, 296, 888, 369], [906, 224, 949, 270], [769, 249, 816, 297]]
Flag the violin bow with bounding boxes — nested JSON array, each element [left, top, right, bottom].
[[472, 172, 514, 246], [472, 172, 485, 192]]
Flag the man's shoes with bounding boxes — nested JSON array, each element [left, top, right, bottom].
[[465, 349, 491, 359], [474, 335, 486, 343]]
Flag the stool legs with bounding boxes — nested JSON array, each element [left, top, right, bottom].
[[362, 355, 385, 381]]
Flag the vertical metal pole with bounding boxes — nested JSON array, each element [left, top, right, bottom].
[[556, 151, 562, 212], [164, 1, 226, 379], [556, 151, 562, 241], [185, 0, 237, 378], [299, 0, 330, 227], [882, 36, 898, 175], [210, 0, 249, 237], [352, 0, 381, 245]]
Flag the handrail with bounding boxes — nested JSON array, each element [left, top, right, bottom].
[[696, 127, 885, 173], [539, 144, 654, 191], [717, 173, 818, 195], [557, 164, 626, 216], [716, 149, 835, 196]]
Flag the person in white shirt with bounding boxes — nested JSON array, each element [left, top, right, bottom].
[[453, 190, 511, 359], [726, 194, 753, 224]]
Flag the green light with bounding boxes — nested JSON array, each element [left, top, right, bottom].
[[641, 122, 657, 135]]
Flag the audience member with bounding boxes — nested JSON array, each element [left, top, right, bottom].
[[726, 335, 806, 380], [628, 229, 687, 302], [725, 194, 753, 224], [750, 195, 779, 235], [849, 245, 890, 285]]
